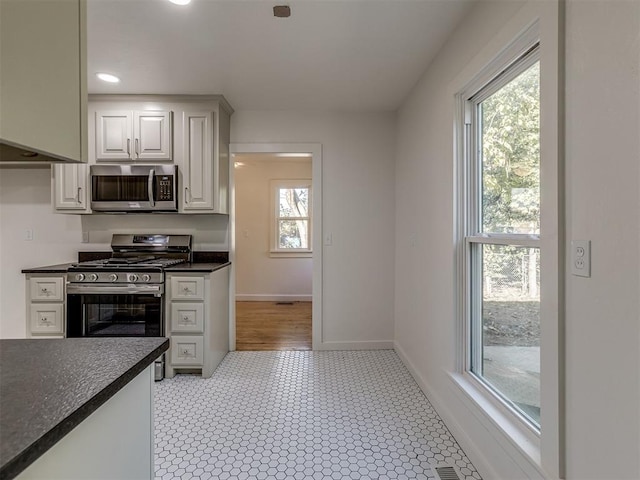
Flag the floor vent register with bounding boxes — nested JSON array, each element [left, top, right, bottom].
[[432, 464, 462, 480]]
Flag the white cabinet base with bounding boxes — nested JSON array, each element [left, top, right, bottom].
[[26, 274, 66, 338], [165, 267, 230, 379], [17, 366, 154, 480]]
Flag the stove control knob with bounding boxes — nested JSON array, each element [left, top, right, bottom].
[[128, 274, 138, 283], [75, 273, 85, 282], [89, 274, 99, 282], [141, 274, 151, 283], [109, 274, 118, 283]]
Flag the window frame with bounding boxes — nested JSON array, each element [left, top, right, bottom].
[[452, 10, 564, 477], [269, 179, 312, 257], [458, 34, 544, 435]]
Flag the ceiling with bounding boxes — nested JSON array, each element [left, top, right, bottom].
[[87, 0, 475, 112]]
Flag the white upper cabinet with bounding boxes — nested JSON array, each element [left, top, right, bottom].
[[181, 101, 231, 214], [95, 110, 172, 162], [0, 0, 87, 164], [135, 111, 173, 160], [87, 95, 232, 214], [52, 164, 90, 213], [182, 112, 214, 211], [95, 111, 131, 161]]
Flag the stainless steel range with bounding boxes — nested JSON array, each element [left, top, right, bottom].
[[66, 234, 192, 380]]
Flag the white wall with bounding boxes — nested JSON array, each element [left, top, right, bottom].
[[232, 111, 396, 347], [0, 167, 83, 338], [0, 167, 229, 339], [394, 0, 640, 479], [564, 0, 640, 477], [235, 156, 312, 301]]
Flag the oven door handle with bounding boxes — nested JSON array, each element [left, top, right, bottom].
[[66, 284, 164, 296], [148, 169, 155, 207]]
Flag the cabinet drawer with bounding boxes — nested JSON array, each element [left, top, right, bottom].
[[30, 304, 64, 335], [170, 276, 204, 301], [171, 303, 204, 333], [170, 335, 204, 366], [30, 277, 64, 302]]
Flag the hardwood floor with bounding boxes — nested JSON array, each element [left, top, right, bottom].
[[235, 301, 312, 351]]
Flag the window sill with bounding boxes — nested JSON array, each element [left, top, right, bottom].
[[269, 250, 312, 258], [448, 372, 547, 478]]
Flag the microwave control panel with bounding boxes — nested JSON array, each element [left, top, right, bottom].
[[156, 176, 174, 201]]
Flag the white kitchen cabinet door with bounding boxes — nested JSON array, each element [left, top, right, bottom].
[[29, 277, 64, 302], [182, 111, 214, 211], [170, 336, 204, 366], [170, 276, 205, 301], [95, 110, 172, 161], [52, 163, 90, 212], [134, 111, 172, 161], [29, 304, 64, 335], [170, 303, 204, 333], [95, 111, 132, 161], [1, 0, 87, 164]]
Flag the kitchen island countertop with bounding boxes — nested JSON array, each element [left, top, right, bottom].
[[0, 337, 169, 479]]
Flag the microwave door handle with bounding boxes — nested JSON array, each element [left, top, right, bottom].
[[148, 169, 155, 207]]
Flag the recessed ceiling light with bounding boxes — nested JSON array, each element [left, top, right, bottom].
[[96, 73, 120, 83], [169, 0, 191, 5]]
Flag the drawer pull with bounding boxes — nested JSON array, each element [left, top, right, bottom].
[[41, 288, 49, 295]]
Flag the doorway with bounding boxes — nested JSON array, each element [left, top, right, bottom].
[[229, 144, 322, 351]]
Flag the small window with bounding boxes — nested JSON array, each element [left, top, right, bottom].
[[270, 180, 312, 255]]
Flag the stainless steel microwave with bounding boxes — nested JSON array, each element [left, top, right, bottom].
[[90, 165, 178, 212]]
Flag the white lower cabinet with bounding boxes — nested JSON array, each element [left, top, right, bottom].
[[171, 335, 204, 365], [170, 302, 204, 333], [165, 266, 229, 379], [25, 274, 66, 337], [29, 304, 64, 335]]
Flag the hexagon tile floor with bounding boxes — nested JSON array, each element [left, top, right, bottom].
[[154, 350, 482, 480]]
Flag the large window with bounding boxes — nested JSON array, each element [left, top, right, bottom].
[[271, 180, 312, 254], [463, 46, 541, 428]]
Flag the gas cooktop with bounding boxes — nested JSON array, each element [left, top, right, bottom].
[[71, 257, 186, 270]]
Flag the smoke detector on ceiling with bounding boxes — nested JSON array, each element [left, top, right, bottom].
[[273, 5, 291, 18]]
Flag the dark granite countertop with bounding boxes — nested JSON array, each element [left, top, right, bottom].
[[0, 337, 169, 480], [22, 252, 230, 274], [165, 261, 231, 273], [21, 263, 76, 274]]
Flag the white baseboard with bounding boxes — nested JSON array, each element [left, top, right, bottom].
[[393, 342, 500, 480], [314, 340, 394, 351], [235, 294, 312, 302]]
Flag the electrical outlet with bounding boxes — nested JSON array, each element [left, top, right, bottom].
[[82, 231, 90, 243], [25, 229, 33, 241], [571, 240, 591, 277], [324, 232, 333, 246]]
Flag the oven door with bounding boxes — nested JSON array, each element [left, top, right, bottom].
[[66, 284, 164, 337]]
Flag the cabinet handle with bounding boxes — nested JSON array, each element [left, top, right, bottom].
[[127, 138, 131, 156], [77, 187, 82, 204], [41, 288, 49, 295], [185, 187, 191, 204], [135, 138, 139, 158]]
